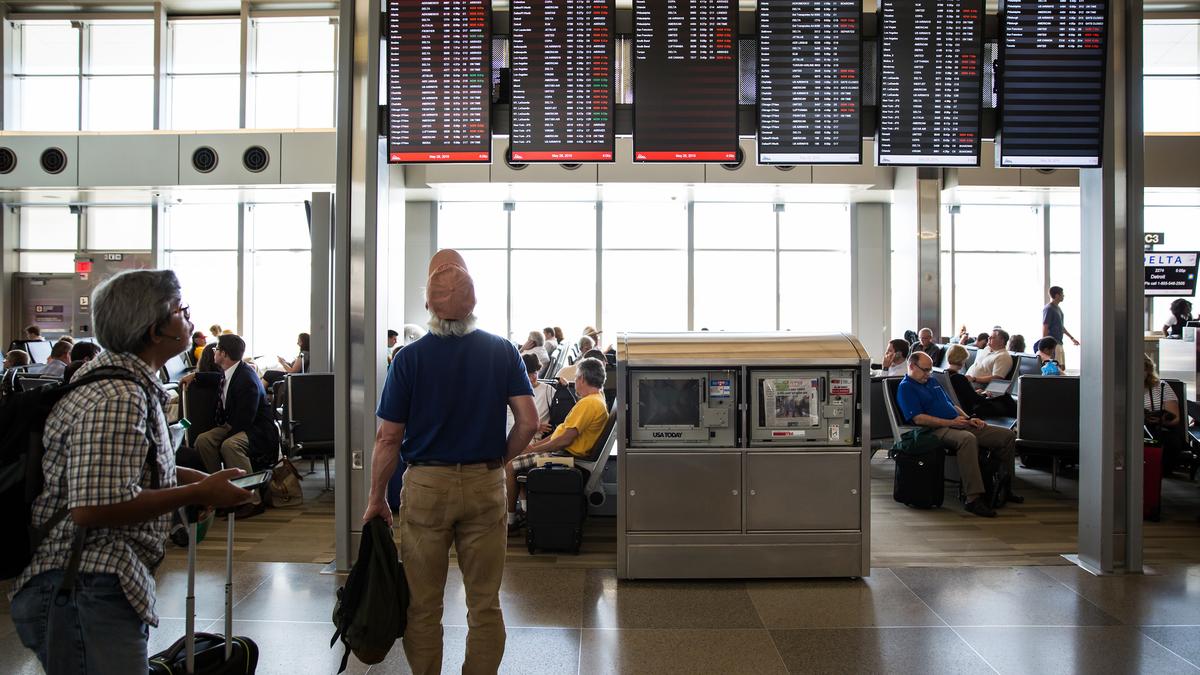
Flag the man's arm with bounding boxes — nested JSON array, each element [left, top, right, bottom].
[[506, 395, 539, 462], [177, 467, 207, 485], [72, 469, 251, 528], [363, 419, 405, 526], [225, 375, 258, 433], [528, 428, 579, 454], [912, 413, 971, 429], [1064, 327, 1079, 345]]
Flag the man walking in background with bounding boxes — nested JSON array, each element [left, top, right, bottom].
[[363, 249, 538, 675], [1043, 286, 1080, 370]]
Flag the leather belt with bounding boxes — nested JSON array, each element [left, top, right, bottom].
[[409, 458, 503, 470]]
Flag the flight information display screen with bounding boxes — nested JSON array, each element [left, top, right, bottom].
[[877, 0, 983, 166], [387, 0, 491, 163], [758, 0, 862, 164], [633, 0, 739, 162], [510, 0, 615, 162], [998, 0, 1107, 167]]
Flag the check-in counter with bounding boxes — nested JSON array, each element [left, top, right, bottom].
[[616, 333, 870, 580], [1159, 333, 1198, 400]]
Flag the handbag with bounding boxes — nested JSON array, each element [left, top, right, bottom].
[[268, 457, 305, 508]]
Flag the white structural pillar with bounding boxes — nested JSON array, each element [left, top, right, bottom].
[[1074, 0, 1143, 574]]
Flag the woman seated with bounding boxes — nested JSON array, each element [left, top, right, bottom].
[[1144, 354, 1183, 469], [945, 344, 1016, 419], [263, 332, 309, 387]]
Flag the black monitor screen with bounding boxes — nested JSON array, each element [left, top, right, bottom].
[[998, 0, 1107, 168], [633, 0, 739, 162], [386, 0, 492, 163], [510, 0, 615, 162], [877, 0, 983, 166], [638, 379, 701, 427], [758, 0, 862, 164]]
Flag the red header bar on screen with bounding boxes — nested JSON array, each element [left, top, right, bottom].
[[389, 152, 491, 162], [510, 151, 613, 161], [634, 151, 737, 161]]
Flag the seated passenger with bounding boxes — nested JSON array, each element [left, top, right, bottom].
[[1163, 298, 1194, 338], [63, 341, 103, 382], [944, 345, 1016, 419], [264, 332, 309, 387], [1145, 354, 1183, 469], [519, 330, 550, 370], [505, 357, 609, 533], [24, 325, 43, 341], [1008, 334, 1026, 354], [506, 353, 555, 438], [882, 338, 910, 376], [32, 341, 72, 379], [557, 349, 606, 385], [187, 334, 279, 518], [966, 329, 1013, 386], [190, 331, 207, 364], [896, 352, 1022, 518], [913, 327, 943, 363], [973, 332, 989, 349], [1036, 337, 1062, 376], [543, 326, 559, 355], [569, 334, 595, 365]]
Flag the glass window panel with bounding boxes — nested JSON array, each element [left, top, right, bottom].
[[254, 18, 336, 72], [169, 75, 240, 129], [694, 251, 776, 331], [88, 22, 154, 75], [165, 204, 238, 250], [602, 251, 688, 335], [954, 252, 1043, 343], [603, 202, 687, 249], [251, 251, 311, 361], [250, 203, 311, 250], [167, 252, 239, 336], [1144, 21, 1200, 75], [18, 23, 79, 75], [1049, 253, 1082, 371], [20, 208, 78, 250], [694, 203, 775, 249], [511, 202, 596, 249], [1144, 78, 1200, 133], [779, 251, 851, 332], [250, 73, 335, 128], [1146, 206, 1200, 249], [779, 204, 850, 250], [19, 252, 75, 273], [1049, 204, 1081, 252], [437, 203, 507, 249], [953, 205, 1042, 251], [455, 250, 508, 337], [511, 250, 595, 343], [87, 207, 152, 250], [85, 76, 153, 131], [16, 77, 79, 131], [169, 21, 241, 74]]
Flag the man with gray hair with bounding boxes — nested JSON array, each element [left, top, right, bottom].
[[10, 269, 253, 674], [364, 249, 538, 675], [520, 329, 549, 370], [505, 357, 609, 533]]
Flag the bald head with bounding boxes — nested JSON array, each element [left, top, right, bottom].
[[907, 351, 933, 382]]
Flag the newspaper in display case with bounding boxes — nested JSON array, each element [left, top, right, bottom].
[[764, 377, 820, 428]]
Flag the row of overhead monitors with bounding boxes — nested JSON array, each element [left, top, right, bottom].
[[385, 0, 1107, 168]]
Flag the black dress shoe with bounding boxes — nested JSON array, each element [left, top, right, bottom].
[[231, 502, 265, 520], [965, 499, 997, 518], [1005, 493, 1025, 504]]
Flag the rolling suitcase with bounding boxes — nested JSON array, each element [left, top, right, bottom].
[[149, 509, 260, 674], [1144, 443, 1164, 521], [524, 463, 586, 554], [889, 446, 944, 509]]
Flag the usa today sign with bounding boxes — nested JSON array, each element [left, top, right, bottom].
[[1145, 252, 1199, 297]]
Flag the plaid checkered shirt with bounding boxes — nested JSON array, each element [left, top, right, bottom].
[[10, 350, 177, 626]]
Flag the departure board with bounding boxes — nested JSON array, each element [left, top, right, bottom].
[[877, 0, 983, 166], [633, 0, 739, 162], [387, 0, 491, 163], [758, 0, 862, 164], [998, 0, 1107, 167], [510, 0, 615, 162]]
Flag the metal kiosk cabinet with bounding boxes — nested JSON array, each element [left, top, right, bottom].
[[617, 333, 870, 579]]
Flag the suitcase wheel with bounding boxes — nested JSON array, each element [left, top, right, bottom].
[[526, 529, 536, 555]]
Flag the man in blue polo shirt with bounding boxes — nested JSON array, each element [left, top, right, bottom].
[[363, 249, 539, 675], [896, 351, 1021, 518]]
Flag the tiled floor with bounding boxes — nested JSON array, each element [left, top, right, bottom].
[[7, 562, 1200, 673]]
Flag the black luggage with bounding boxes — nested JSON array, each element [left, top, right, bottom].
[[149, 508, 260, 674], [979, 448, 1011, 509], [890, 446, 944, 509], [524, 463, 586, 554], [547, 383, 577, 428]]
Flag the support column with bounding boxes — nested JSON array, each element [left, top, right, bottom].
[[889, 168, 941, 344], [309, 192, 333, 373], [1073, 0, 1143, 575], [333, 0, 390, 571], [0, 207, 15, 343], [152, 2, 167, 129], [852, 203, 889, 354], [916, 170, 941, 334]]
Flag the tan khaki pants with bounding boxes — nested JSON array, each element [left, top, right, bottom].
[[400, 464, 507, 675], [195, 425, 259, 504], [1055, 344, 1067, 370], [933, 425, 1017, 500]]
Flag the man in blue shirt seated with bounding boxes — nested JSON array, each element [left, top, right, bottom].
[[896, 352, 1022, 518]]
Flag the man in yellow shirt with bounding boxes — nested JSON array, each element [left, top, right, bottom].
[[505, 357, 609, 533]]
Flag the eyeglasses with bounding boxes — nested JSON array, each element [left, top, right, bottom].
[[915, 365, 932, 373], [172, 304, 191, 321]]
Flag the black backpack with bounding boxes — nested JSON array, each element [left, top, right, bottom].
[[0, 366, 152, 580], [330, 517, 408, 673]]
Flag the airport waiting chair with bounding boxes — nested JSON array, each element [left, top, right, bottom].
[[286, 373, 335, 490], [962, 346, 979, 371], [1161, 378, 1195, 478], [181, 383, 219, 447], [14, 374, 60, 392], [884, 376, 966, 491], [868, 378, 894, 457], [574, 398, 620, 509], [1015, 375, 1080, 491]]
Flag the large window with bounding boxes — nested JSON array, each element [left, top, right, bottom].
[[17, 207, 78, 273], [249, 17, 338, 128], [601, 201, 688, 336], [164, 204, 240, 338], [12, 21, 80, 131], [246, 203, 312, 360], [168, 19, 242, 129], [1145, 20, 1200, 133]]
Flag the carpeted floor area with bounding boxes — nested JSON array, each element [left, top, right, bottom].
[[173, 456, 1200, 569]]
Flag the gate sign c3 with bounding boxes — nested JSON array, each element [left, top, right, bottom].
[[1145, 252, 1199, 297]]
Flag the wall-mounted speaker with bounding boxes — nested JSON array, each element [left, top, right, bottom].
[[0, 147, 16, 174], [192, 146, 218, 173], [40, 147, 67, 174], [242, 145, 270, 173]]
